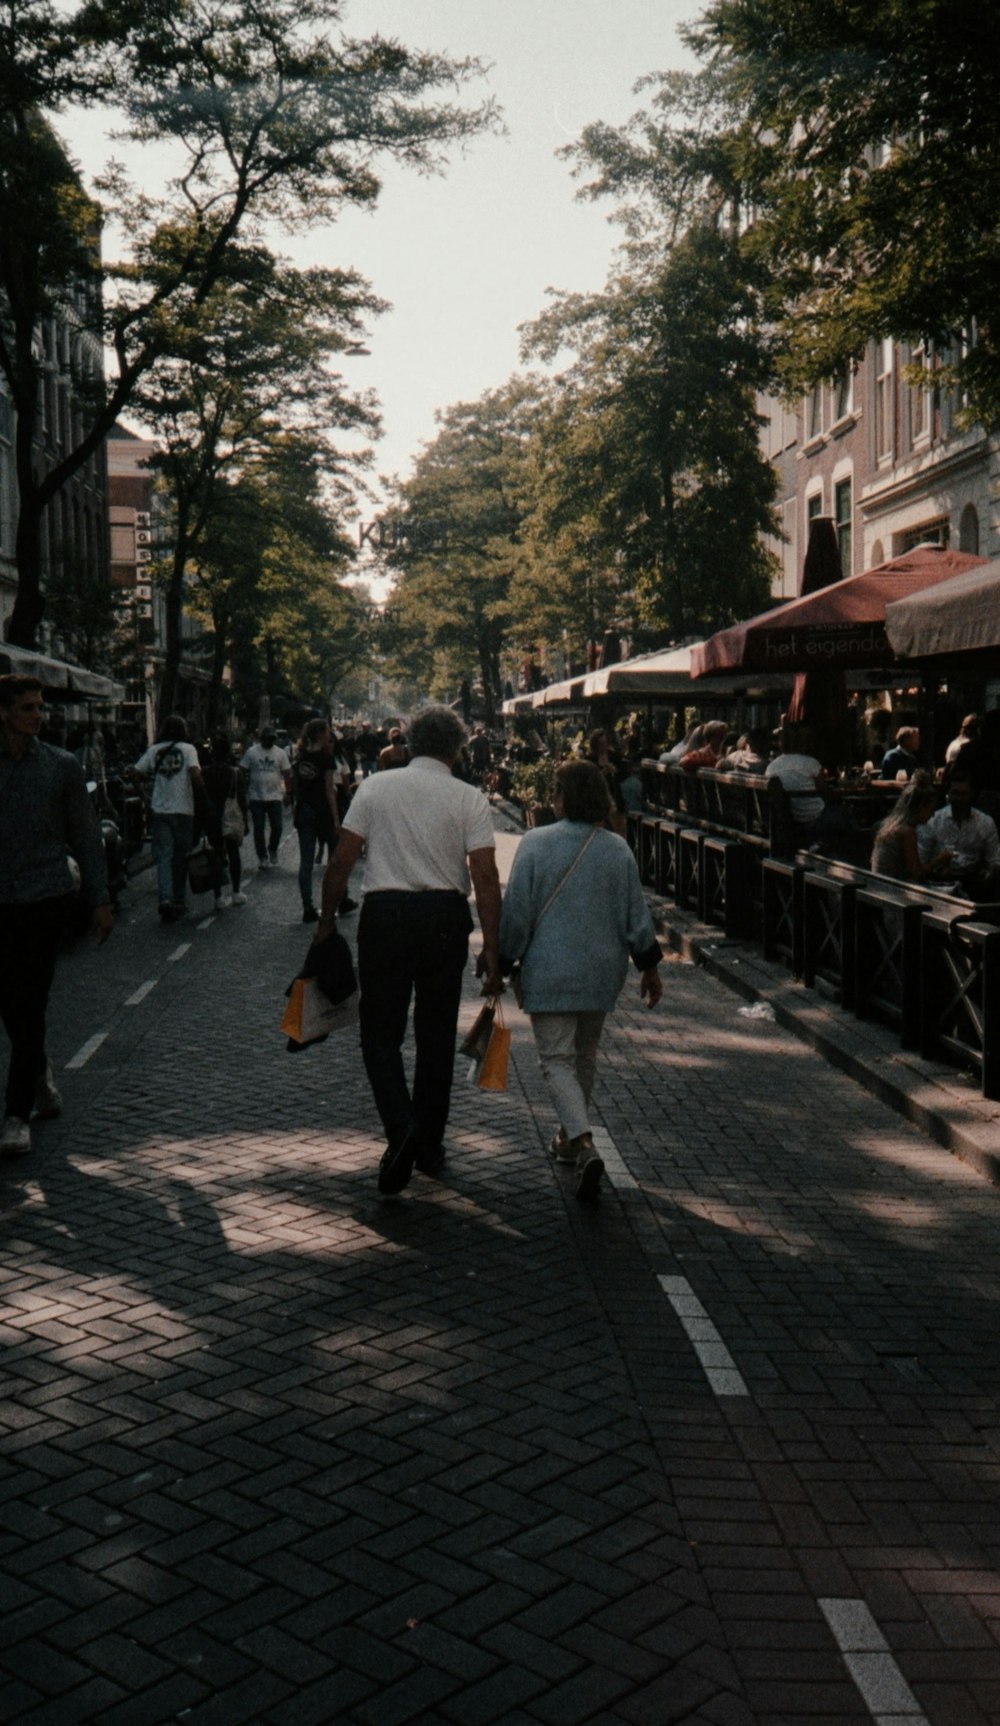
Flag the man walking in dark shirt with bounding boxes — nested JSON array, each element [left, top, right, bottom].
[[0, 676, 113, 1155]]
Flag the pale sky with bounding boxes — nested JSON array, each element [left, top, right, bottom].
[[317, 0, 698, 500], [66, 0, 698, 536]]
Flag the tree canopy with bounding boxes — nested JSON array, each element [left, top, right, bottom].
[[685, 0, 1000, 420], [0, 0, 497, 644], [380, 380, 545, 724]]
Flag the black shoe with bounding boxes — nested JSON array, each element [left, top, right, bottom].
[[339, 895, 358, 914], [302, 905, 319, 923], [378, 1123, 421, 1195], [575, 1153, 605, 1202], [158, 901, 174, 921], [415, 1141, 446, 1177]]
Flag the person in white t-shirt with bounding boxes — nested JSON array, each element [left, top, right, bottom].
[[314, 705, 502, 1196], [133, 715, 206, 921], [240, 726, 292, 869], [764, 726, 826, 828]]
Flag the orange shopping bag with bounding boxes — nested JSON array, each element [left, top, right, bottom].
[[476, 997, 510, 1092]]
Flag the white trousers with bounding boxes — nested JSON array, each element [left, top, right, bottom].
[[530, 1011, 606, 1142]]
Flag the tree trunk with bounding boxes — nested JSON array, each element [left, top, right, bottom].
[[7, 493, 46, 646], [6, 381, 46, 646], [206, 607, 229, 731], [157, 542, 188, 728], [478, 639, 496, 727]]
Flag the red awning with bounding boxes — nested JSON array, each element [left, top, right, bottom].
[[690, 547, 987, 678]]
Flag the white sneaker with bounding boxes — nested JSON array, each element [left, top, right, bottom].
[[0, 1117, 32, 1155], [34, 1061, 63, 1120], [215, 896, 231, 910], [231, 892, 248, 905]]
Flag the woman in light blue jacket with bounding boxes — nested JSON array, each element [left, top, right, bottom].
[[499, 760, 662, 1201]]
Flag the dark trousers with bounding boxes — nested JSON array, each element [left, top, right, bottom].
[[0, 899, 64, 1121], [250, 800, 283, 861], [357, 891, 472, 1147]]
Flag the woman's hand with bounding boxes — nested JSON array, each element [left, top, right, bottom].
[[640, 966, 662, 1007]]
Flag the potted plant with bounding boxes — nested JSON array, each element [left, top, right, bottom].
[[509, 759, 556, 827]]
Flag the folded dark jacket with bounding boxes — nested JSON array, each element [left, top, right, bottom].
[[299, 928, 357, 1004]]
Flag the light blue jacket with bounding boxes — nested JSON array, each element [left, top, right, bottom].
[[499, 819, 661, 1013]]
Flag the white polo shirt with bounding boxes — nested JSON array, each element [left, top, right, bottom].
[[343, 756, 495, 894]]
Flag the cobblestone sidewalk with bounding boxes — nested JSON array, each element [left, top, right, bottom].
[[2, 828, 1000, 1724]]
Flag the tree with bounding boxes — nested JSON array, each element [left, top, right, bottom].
[[686, 0, 1000, 420], [0, 0, 497, 644], [132, 248, 379, 719], [522, 220, 778, 640], [190, 435, 371, 726], [381, 380, 545, 724]]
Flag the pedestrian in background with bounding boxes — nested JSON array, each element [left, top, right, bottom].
[[499, 759, 662, 1202], [133, 714, 206, 921], [315, 705, 502, 1195], [378, 726, 409, 772], [0, 675, 113, 1156], [201, 734, 248, 907], [292, 718, 340, 923], [241, 725, 291, 869]]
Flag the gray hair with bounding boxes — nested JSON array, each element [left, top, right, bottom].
[[408, 705, 467, 761]]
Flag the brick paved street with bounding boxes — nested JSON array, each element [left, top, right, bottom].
[[4, 819, 1000, 1724]]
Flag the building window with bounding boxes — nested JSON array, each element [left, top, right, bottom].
[[898, 519, 949, 554], [832, 366, 853, 422], [875, 337, 894, 460], [835, 478, 852, 575], [959, 503, 980, 555], [806, 384, 824, 440], [807, 492, 823, 529], [909, 340, 929, 443]]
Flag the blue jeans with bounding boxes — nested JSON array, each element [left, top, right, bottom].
[[250, 800, 283, 862], [295, 807, 329, 908], [151, 812, 194, 907]]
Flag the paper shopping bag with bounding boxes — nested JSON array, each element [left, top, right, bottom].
[[460, 1002, 495, 1059], [476, 1000, 510, 1092], [281, 975, 358, 1051]]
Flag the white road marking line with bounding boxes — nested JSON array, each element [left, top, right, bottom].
[[591, 1125, 638, 1190], [657, 1274, 750, 1398], [125, 980, 158, 1007], [166, 943, 191, 963], [65, 1032, 108, 1071], [819, 1599, 929, 1723], [196, 916, 215, 930]]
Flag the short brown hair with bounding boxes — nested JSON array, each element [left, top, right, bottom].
[[554, 759, 613, 823]]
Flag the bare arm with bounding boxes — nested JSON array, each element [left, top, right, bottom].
[[322, 768, 341, 828], [468, 846, 502, 995], [314, 829, 365, 938]]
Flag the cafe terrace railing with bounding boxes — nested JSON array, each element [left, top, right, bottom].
[[633, 762, 1000, 1102]]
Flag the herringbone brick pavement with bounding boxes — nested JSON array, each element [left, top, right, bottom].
[[1, 825, 1000, 1724]]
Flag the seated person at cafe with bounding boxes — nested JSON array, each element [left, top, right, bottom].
[[659, 720, 703, 765], [871, 772, 950, 884], [917, 764, 1000, 899], [946, 709, 1000, 824], [945, 713, 979, 765], [619, 756, 644, 813], [880, 725, 920, 781], [679, 719, 728, 773], [764, 723, 852, 839], [717, 727, 770, 774]]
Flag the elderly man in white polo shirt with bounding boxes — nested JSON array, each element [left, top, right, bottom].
[[316, 705, 502, 1195]]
